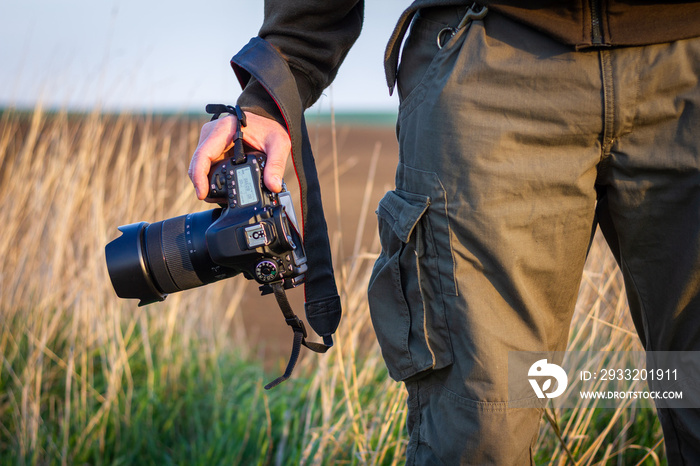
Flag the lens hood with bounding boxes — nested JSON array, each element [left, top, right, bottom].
[[105, 222, 166, 306]]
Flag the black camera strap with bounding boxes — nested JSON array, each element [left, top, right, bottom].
[[203, 103, 333, 390], [229, 37, 342, 387], [204, 104, 248, 164], [265, 282, 330, 390]]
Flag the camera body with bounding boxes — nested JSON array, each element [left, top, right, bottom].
[[204, 150, 306, 286], [105, 149, 307, 306]]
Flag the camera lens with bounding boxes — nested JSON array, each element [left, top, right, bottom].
[[105, 209, 232, 306], [104, 222, 164, 305], [145, 214, 204, 293]]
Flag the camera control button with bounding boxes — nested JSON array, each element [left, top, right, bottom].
[[215, 174, 225, 190], [255, 260, 278, 282]]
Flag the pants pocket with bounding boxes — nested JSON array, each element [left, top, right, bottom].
[[368, 189, 454, 381]]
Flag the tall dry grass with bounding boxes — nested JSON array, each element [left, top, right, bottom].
[[0, 105, 664, 465], [0, 106, 253, 463], [533, 232, 665, 465]]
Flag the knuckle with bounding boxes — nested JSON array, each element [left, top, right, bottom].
[[268, 157, 286, 169]]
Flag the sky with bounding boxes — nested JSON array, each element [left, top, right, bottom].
[[0, 1, 406, 113]]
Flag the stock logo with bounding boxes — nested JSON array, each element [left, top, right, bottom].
[[528, 359, 568, 399]]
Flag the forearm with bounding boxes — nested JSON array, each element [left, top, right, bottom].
[[237, 0, 364, 119]]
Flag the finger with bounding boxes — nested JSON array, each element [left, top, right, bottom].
[[262, 137, 291, 193], [188, 117, 236, 199], [188, 150, 214, 200]]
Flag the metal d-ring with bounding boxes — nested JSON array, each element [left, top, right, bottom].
[[437, 27, 456, 49], [436, 3, 488, 49]]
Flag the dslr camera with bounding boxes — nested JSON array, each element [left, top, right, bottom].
[[105, 148, 307, 305]]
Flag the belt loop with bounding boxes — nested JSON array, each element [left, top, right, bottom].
[[384, 5, 421, 96], [384, 3, 490, 93]]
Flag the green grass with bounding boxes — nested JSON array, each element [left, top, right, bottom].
[[0, 306, 665, 465], [0, 310, 404, 465]]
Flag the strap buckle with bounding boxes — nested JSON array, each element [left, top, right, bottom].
[[437, 3, 488, 49], [264, 282, 331, 390], [285, 316, 308, 338]]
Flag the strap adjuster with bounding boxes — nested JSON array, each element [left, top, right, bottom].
[[285, 316, 307, 338], [264, 282, 331, 390]]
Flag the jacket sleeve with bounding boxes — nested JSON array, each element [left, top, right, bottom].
[[237, 0, 364, 120]]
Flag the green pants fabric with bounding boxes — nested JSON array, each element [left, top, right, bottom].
[[368, 7, 700, 465]]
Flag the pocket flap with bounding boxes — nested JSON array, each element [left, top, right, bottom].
[[376, 190, 430, 243]]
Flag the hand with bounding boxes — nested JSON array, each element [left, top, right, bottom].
[[188, 111, 291, 199]]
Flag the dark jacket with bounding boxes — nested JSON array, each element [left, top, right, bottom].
[[486, 0, 700, 49], [238, 1, 700, 117]]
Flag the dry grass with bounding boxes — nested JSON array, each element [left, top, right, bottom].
[[0, 105, 665, 464], [533, 232, 665, 465]]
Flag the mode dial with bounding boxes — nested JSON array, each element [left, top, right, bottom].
[[255, 260, 279, 283]]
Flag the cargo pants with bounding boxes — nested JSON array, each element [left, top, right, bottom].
[[368, 6, 700, 465]]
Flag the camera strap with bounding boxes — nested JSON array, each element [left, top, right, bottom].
[[229, 37, 343, 385], [204, 103, 332, 390], [265, 282, 330, 389], [205, 104, 248, 165]]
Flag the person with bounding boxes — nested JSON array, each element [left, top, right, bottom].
[[188, 1, 700, 464]]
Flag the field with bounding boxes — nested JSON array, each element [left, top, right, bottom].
[[0, 106, 666, 464]]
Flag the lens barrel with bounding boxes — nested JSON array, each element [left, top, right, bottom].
[[105, 209, 227, 306], [146, 214, 204, 293]]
